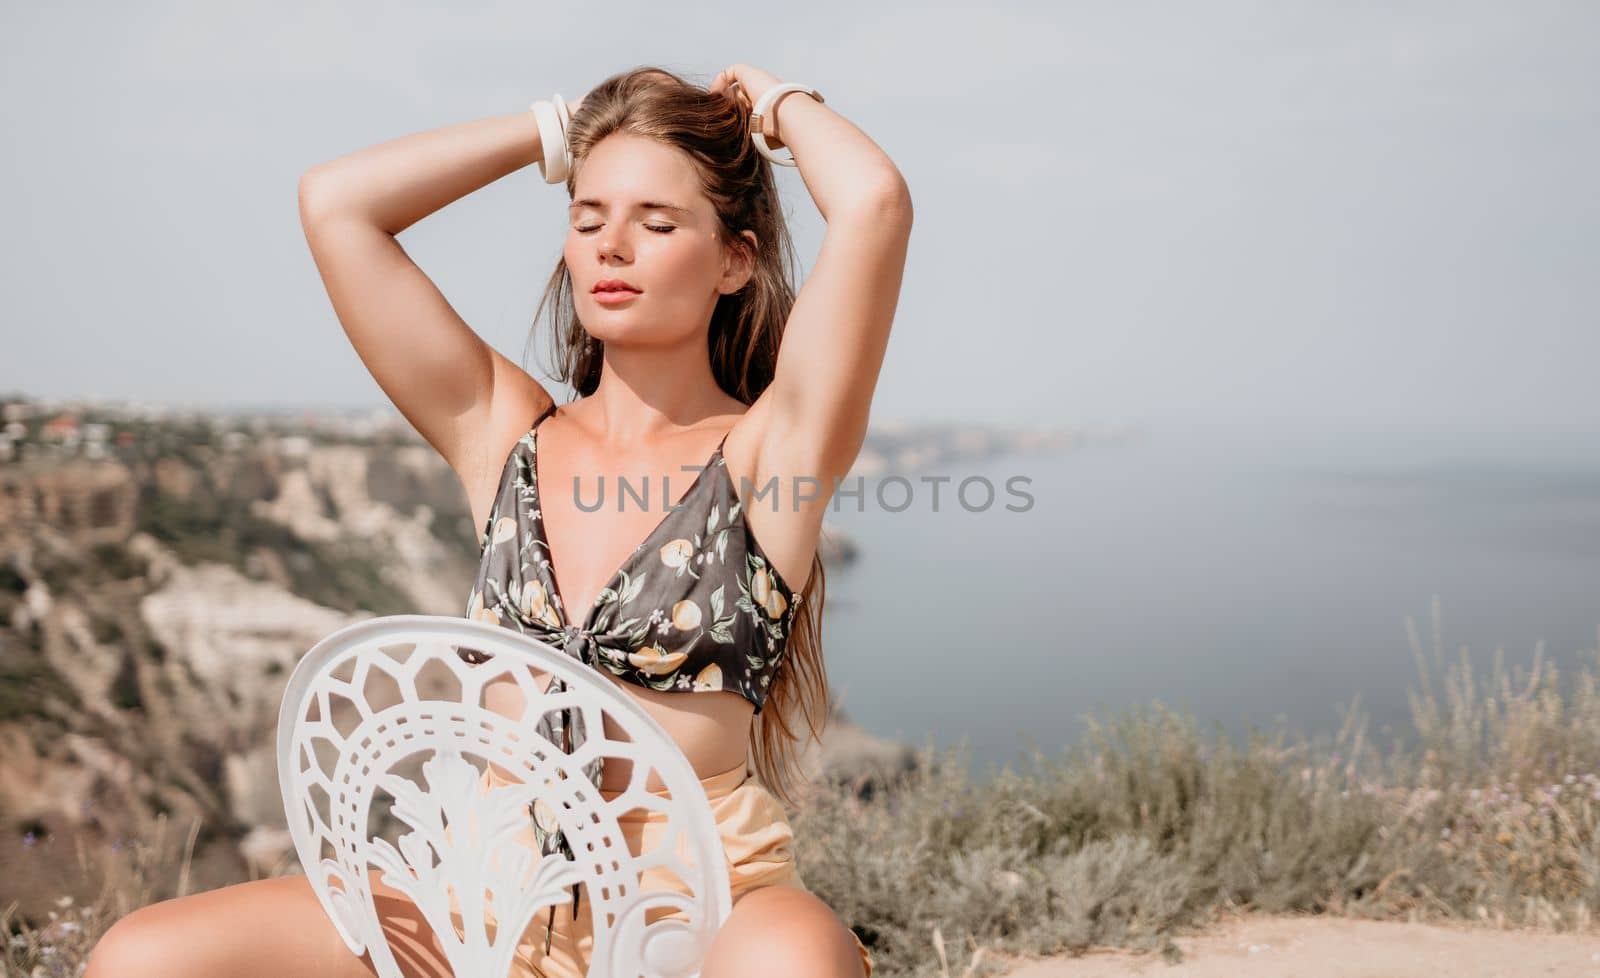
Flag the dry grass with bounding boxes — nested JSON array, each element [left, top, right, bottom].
[[790, 599, 1600, 976], [9, 598, 1600, 977], [4, 809, 203, 978]]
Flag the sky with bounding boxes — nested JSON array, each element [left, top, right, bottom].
[[1, 1, 1596, 434]]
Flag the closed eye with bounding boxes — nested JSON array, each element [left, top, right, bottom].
[[575, 225, 676, 233]]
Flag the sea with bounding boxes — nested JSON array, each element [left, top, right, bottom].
[[821, 421, 1600, 788]]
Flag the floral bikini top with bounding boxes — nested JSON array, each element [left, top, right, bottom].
[[457, 401, 801, 947]]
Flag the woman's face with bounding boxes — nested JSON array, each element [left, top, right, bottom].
[[565, 132, 746, 347]]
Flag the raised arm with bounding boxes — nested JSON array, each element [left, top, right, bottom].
[[296, 111, 559, 524], [712, 68, 914, 494]]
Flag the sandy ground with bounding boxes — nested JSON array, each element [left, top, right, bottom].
[[988, 912, 1600, 978]]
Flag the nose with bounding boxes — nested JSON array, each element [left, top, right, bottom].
[[595, 227, 629, 263]]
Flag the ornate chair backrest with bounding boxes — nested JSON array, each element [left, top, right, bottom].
[[276, 614, 733, 978]]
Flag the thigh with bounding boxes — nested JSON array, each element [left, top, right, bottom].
[[84, 869, 456, 978], [622, 781, 802, 925]]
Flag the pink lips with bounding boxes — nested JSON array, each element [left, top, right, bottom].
[[593, 288, 640, 305]]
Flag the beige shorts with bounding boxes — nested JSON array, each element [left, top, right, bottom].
[[446, 758, 873, 978]]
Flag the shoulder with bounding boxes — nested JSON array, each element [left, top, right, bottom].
[[458, 379, 557, 532]]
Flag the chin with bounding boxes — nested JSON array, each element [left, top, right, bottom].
[[580, 321, 640, 345]]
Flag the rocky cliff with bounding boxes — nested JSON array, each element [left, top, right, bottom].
[[0, 428, 910, 919]]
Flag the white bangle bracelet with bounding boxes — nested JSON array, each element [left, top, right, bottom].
[[529, 96, 572, 184], [552, 93, 572, 143], [750, 83, 823, 167]]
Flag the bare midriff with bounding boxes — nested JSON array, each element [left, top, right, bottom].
[[482, 668, 755, 792]]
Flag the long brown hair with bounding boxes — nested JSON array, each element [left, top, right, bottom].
[[524, 65, 831, 807]]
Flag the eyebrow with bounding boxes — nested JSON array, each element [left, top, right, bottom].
[[568, 198, 692, 214]]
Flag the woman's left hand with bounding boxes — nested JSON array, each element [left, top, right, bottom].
[[709, 63, 788, 146]]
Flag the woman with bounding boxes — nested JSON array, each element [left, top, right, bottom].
[[84, 63, 909, 978]]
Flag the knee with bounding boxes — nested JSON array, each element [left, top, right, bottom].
[[83, 907, 171, 978], [705, 889, 865, 978], [728, 921, 860, 977]]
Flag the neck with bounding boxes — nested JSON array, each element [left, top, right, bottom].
[[577, 343, 742, 446]]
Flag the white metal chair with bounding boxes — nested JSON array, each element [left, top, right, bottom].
[[276, 614, 734, 978]]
